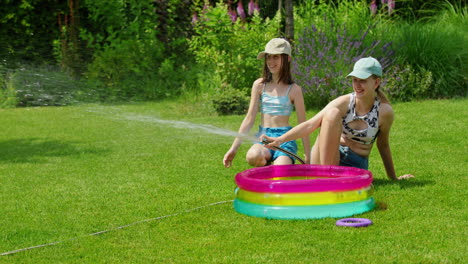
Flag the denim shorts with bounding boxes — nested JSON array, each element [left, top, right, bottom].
[[256, 126, 298, 163], [339, 145, 369, 170]]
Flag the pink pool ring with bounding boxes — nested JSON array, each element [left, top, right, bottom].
[[234, 164, 375, 219], [235, 164, 373, 193]]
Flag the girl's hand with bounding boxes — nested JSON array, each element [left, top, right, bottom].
[[397, 174, 415, 180], [261, 135, 283, 148], [223, 149, 237, 168]]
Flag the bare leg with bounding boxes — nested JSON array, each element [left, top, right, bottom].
[[246, 144, 271, 167], [273, 155, 293, 165], [317, 107, 341, 165], [310, 135, 321, 164]]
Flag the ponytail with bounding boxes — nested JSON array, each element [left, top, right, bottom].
[[377, 88, 390, 104], [372, 74, 390, 104]]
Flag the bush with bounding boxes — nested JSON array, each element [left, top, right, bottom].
[[383, 64, 433, 102], [2, 65, 90, 107], [82, 0, 174, 101], [189, 2, 280, 95], [376, 0, 467, 99], [85, 38, 165, 101], [0, 64, 17, 108], [388, 21, 466, 98], [295, 0, 378, 42], [293, 18, 397, 108], [294, 0, 466, 102], [211, 84, 249, 116], [0, 84, 18, 108], [153, 57, 201, 97], [188, 2, 282, 115]]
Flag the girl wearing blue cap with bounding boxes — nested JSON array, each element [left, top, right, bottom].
[[223, 38, 311, 168], [264, 57, 413, 180]]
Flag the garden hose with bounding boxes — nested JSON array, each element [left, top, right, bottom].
[[262, 138, 306, 164]]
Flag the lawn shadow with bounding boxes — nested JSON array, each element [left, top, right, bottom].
[[370, 178, 436, 212], [372, 178, 435, 189], [0, 138, 108, 163]]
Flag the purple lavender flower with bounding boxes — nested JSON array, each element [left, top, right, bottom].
[[228, 7, 237, 22], [292, 22, 397, 108], [237, 1, 246, 20], [248, 0, 254, 16], [370, 0, 377, 16], [254, 1, 260, 13], [191, 12, 198, 24], [248, 0, 260, 16], [388, 0, 395, 15], [202, 3, 209, 15]]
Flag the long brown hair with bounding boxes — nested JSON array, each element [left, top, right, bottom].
[[261, 54, 294, 84]]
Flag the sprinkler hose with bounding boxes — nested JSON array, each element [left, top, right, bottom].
[[262, 138, 306, 164]]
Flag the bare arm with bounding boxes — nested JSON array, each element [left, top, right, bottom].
[[376, 104, 414, 180], [264, 95, 349, 148], [290, 84, 311, 163], [223, 79, 262, 168]]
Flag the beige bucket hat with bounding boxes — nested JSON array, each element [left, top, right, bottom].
[[257, 38, 292, 59]]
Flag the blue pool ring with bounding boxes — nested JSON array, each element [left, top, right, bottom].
[[336, 218, 373, 227], [233, 197, 375, 220]]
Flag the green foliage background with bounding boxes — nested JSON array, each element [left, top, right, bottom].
[[0, 0, 466, 111]]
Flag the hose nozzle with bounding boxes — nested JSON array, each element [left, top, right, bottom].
[[260, 137, 305, 164]]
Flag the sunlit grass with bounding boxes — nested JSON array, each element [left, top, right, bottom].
[[0, 98, 466, 263]]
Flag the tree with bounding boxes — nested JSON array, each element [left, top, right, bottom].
[[58, 0, 87, 77], [284, 0, 294, 41], [0, 0, 67, 66], [277, 0, 294, 41]]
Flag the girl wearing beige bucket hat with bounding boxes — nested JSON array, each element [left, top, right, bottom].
[[264, 57, 414, 180], [223, 38, 310, 168]]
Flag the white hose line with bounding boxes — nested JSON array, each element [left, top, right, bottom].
[[1, 200, 234, 256]]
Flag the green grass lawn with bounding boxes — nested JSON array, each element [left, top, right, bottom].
[[0, 99, 466, 263]]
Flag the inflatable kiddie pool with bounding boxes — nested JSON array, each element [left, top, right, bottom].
[[233, 164, 375, 220]]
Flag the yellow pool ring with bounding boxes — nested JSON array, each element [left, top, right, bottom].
[[235, 186, 373, 206]]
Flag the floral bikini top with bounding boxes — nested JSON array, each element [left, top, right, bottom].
[[342, 92, 380, 145], [260, 83, 293, 116]]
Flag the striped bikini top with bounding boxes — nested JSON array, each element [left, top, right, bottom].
[[342, 92, 380, 145], [260, 83, 293, 116]]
